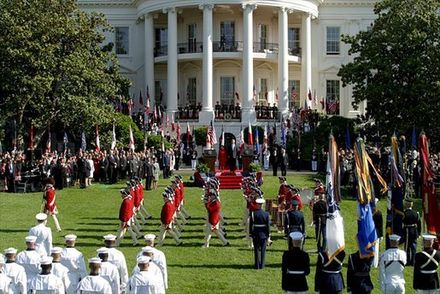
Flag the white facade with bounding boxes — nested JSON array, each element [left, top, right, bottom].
[[78, 0, 374, 135]]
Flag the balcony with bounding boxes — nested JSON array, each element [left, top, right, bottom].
[[177, 42, 203, 54], [253, 42, 278, 54], [213, 41, 243, 52]]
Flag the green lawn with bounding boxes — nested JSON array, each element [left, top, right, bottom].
[[0, 172, 419, 293]]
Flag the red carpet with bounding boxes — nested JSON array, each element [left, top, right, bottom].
[[215, 170, 243, 189]]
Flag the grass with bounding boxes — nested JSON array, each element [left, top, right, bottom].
[[0, 172, 419, 293]]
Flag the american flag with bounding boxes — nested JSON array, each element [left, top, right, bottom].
[[129, 126, 135, 151], [176, 122, 181, 144], [128, 98, 134, 116], [95, 125, 100, 152], [328, 99, 338, 114], [207, 120, 217, 146]]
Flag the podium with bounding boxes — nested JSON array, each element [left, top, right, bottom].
[[203, 149, 217, 173], [241, 148, 254, 173]]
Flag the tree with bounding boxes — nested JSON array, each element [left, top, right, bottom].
[[338, 0, 440, 147], [0, 0, 130, 149]]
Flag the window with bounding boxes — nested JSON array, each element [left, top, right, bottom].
[[220, 21, 235, 51], [288, 80, 300, 109], [115, 27, 129, 55], [155, 28, 168, 56], [220, 77, 235, 105], [186, 78, 197, 105], [258, 24, 267, 51], [288, 28, 300, 54], [326, 80, 340, 115], [326, 27, 340, 55], [259, 79, 268, 104], [188, 24, 197, 53], [155, 80, 167, 107]]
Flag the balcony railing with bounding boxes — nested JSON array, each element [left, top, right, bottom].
[[177, 42, 203, 54], [253, 42, 279, 53], [255, 105, 280, 120], [154, 45, 168, 57], [289, 47, 301, 56], [213, 41, 243, 52]]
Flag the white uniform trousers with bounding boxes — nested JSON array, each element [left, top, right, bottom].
[[417, 290, 439, 294]]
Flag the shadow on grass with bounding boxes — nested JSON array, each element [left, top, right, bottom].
[[0, 229, 29, 233]]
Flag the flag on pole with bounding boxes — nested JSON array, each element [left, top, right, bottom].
[[264, 124, 268, 144], [253, 85, 257, 102], [207, 120, 217, 148], [281, 118, 286, 147], [81, 131, 86, 151], [139, 90, 143, 106], [388, 134, 405, 237], [46, 129, 51, 153], [128, 98, 134, 116], [171, 113, 175, 132], [111, 125, 116, 150], [255, 127, 260, 154], [411, 127, 417, 149], [95, 125, 100, 152], [146, 86, 150, 113], [28, 125, 34, 150], [248, 122, 253, 145], [308, 89, 312, 101], [63, 132, 68, 153], [325, 132, 345, 261], [239, 125, 244, 148], [186, 123, 191, 147], [165, 113, 169, 129], [129, 126, 135, 151], [220, 125, 225, 147], [176, 123, 181, 144], [345, 127, 351, 150]]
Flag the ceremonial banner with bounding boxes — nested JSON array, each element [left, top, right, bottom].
[[389, 134, 404, 236], [129, 126, 135, 151], [111, 125, 116, 150], [248, 122, 253, 146], [255, 127, 260, 154], [325, 133, 345, 260], [46, 129, 51, 153], [95, 125, 100, 152], [81, 131, 86, 151], [419, 133, 440, 235]]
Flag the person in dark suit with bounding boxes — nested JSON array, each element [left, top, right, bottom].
[[315, 250, 346, 294], [278, 148, 288, 176], [347, 250, 374, 294], [227, 139, 238, 171], [144, 158, 153, 190], [313, 194, 327, 253], [413, 234, 440, 293], [402, 199, 421, 266], [282, 231, 310, 293], [271, 148, 278, 176], [249, 198, 270, 269]]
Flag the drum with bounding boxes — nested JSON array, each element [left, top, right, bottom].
[[300, 188, 314, 206]]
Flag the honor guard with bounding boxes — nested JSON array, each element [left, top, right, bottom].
[[0, 256, 13, 294], [413, 234, 440, 293], [116, 188, 142, 246], [202, 183, 229, 248], [60, 234, 87, 294], [42, 178, 62, 232], [140, 234, 168, 290], [28, 213, 53, 257], [77, 257, 112, 293], [50, 247, 71, 293], [277, 177, 289, 232], [284, 200, 305, 247], [3, 247, 27, 294], [157, 190, 182, 246], [127, 256, 164, 294], [103, 234, 129, 293], [175, 175, 191, 219], [132, 247, 165, 293], [96, 247, 121, 294], [315, 249, 346, 294], [28, 256, 65, 294], [379, 234, 407, 293], [249, 198, 270, 269], [346, 250, 374, 294], [402, 199, 421, 266], [281, 232, 310, 293], [16, 236, 41, 286], [313, 193, 327, 252]]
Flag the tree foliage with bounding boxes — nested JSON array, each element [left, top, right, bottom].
[[0, 0, 130, 148], [338, 0, 440, 147]]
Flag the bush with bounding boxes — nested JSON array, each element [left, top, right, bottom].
[[195, 127, 207, 146], [146, 134, 172, 150], [196, 163, 209, 173], [249, 162, 261, 172]]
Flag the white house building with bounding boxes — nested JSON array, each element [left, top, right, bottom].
[[78, 0, 373, 136]]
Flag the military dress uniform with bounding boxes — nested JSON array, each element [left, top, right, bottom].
[[315, 250, 346, 294], [379, 235, 407, 294], [249, 199, 270, 269], [312, 198, 327, 252], [281, 232, 310, 293], [413, 235, 440, 293], [96, 247, 120, 294], [127, 257, 163, 294], [346, 251, 374, 294], [402, 206, 421, 266], [28, 257, 65, 294], [28, 213, 53, 257], [60, 235, 88, 294], [16, 237, 41, 287], [104, 235, 129, 293], [4, 247, 27, 294]]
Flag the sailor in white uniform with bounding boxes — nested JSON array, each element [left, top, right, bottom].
[[127, 256, 163, 294], [379, 234, 407, 293], [60, 234, 87, 294], [136, 234, 167, 290], [16, 236, 40, 288], [103, 234, 128, 293], [28, 256, 65, 294], [76, 257, 111, 294], [3, 247, 27, 294], [28, 213, 53, 257], [0, 256, 13, 294], [96, 247, 120, 294], [50, 247, 70, 293]]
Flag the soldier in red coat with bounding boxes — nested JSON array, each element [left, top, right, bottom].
[[175, 175, 191, 219], [157, 191, 182, 246], [277, 176, 289, 232], [116, 188, 142, 246], [286, 185, 303, 211], [314, 179, 325, 196], [133, 177, 152, 224], [42, 178, 61, 232]]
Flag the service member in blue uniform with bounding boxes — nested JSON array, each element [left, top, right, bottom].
[[346, 250, 374, 294], [315, 249, 346, 294], [284, 200, 305, 249], [402, 199, 421, 266], [413, 234, 440, 293], [281, 231, 310, 294], [249, 197, 270, 269]]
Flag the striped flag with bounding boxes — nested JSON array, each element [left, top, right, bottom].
[[46, 129, 51, 153], [176, 122, 181, 144], [248, 122, 253, 145], [207, 120, 217, 147], [220, 125, 225, 147], [128, 98, 134, 116], [111, 125, 116, 150], [239, 125, 244, 148], [81, 131, 86, 151], [95, 125, 100, 152], [129, 126, 135, 151], [146, 86, 150, 113], [255, 127, 260, 154]]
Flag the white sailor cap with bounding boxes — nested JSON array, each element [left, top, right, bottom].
[[389, 234, 401, 241], [144, 234, 156, 241], [36, 213, 48, 221], [4, 248, 17, 255], [103, 234, 117, 241], [25, 236, 37, 243], [40, 256, 53, 265], [64, 234, 77, 241], [255, 198, 265, 204], [374, 198, 379, 205], [142, 246, 154, 253], [0, 256, 4, 264], [89, 257, 102, 264], [51, 247, 63, 254], [96, 247, 109, 254], [289, 231, 304, 241], [137, 256, 151, 264], [422, 234, 437, 241]]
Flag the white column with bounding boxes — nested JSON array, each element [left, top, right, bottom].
[[164, 7, 178, 115], [301, 12, 312, 108], [145, 13, 155, 108], [242, 4, 257, 123], [278, 7, 289, 116], [199, 4, 214, 124]]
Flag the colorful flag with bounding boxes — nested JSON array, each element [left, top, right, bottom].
[[388, 134, 404, 237], [139, 90, 143, 106], [220, 125, 225, 147], [128, 98, 134, 116], [320, 97, 326, 111], [111, 125, 116, 150], [207, 120, 217, 148], [46, 129, 51, 153], [411, 127, 417, 149], [345, 127, 351, 150], [264, 124, 268, 144], [176, 122, 181, 144], [281, 118, 286, 147], [28, 125, 34, 150], [325, 133, 345, 261], [146, 86, 150, 113], [165, 113, 169, 129], [129, 126, 135, 151], [255, 127, 260, 154], [81, 131, 86, 151], [95, 125, 100, 152], [239, 125, 244, 148], [186, 122, 191, 147], [419, 133, 440, 235], [171, 113, 175, 132], [248, 122, 253, 145]]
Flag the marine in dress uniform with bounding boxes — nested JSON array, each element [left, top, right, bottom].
[[281, 232, 310, 294], [60, 234, 88, 294], [312, 194, 327, 252], [96, 247, 120, 294], [50, 247, 71, 293], [3, 247, 27, 294], [315, 249, 346, 294], [42, 178, 61, 232], [103, 234, 129, 293], [76, 258, 112, 294], [346, 251, 374, 294], [28, 256, 65, 294], [127, 256, 164, 294], [28, 213, 53, 257], [284, 200, 305, 248], [413, 234, 440, 293], [0, 256, 13, 294], [402, 199, 421, 266], [249, 198, 270, 269], [16, 236, 40, 287], [379, 234, 407, 293]]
